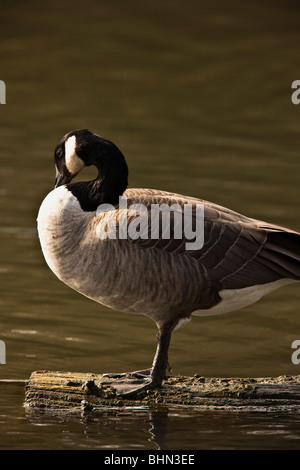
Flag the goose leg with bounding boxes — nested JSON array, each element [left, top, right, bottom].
[[101, 330, 172, 396], [150, 331, 172, 386], [103, 331, 172, 380]]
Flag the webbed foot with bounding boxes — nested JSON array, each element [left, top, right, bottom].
[[101, 373, 161, 397], [103, 368, 151, 380]]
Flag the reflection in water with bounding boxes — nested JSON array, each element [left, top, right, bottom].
[[24, 403, 170, 450], [1, 382, 300, 449], [23, 402, 300, 450], [148, 409, 169, 449]]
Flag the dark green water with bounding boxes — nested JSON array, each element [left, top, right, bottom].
[[0, 0, 299, 449]]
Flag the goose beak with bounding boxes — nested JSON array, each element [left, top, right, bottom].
[[54, 172, 72, 188]]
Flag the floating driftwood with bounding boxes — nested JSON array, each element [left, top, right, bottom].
[[24, 370, 300, 413]]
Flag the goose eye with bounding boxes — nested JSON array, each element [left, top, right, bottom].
[[56, 148, 63, 158]]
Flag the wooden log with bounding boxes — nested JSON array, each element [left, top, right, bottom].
[[24, 370, 300, 413]]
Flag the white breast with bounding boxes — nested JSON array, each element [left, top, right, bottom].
[[37, 186, 117, 306], [37, 186, 83, 280]]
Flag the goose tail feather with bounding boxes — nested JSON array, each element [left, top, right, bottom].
[[262, 228, 300, 280]]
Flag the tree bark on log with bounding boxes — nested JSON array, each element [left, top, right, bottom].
[[24, 370, 300, 413]]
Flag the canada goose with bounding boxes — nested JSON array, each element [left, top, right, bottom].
[[37, 129, 300, 395]]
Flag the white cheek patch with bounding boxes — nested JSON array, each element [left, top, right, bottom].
[[65, 135, 85, 175]]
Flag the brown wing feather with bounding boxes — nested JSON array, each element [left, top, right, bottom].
[[121, 189, 300, 289]]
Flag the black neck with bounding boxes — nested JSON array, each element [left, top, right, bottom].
[[65, 137, 128, 212], [68, 163, 128, 212]]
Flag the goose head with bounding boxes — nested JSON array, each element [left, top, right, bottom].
[[54, 129, 128, 210]]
